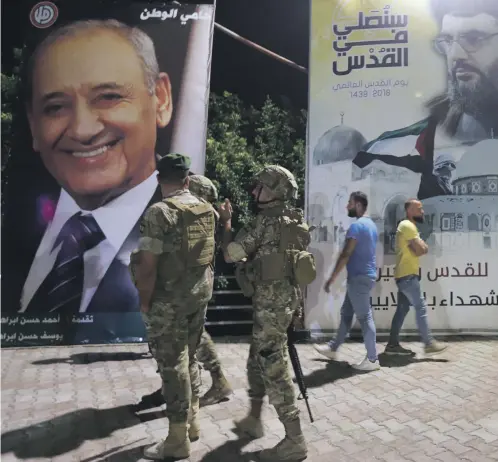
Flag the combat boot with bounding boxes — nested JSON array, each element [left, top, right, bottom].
[[188, 396, 200, 441], [233, 399, 264, 439], [259, 418, 307, 461], [143, 422, 190, 460], [199, 369, 233, 407]]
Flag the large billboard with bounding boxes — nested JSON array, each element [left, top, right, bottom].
[[1, 1, 215, 346], [306, 0, 498, 335]]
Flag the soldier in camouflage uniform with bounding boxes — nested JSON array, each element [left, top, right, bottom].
[[132, 154, 216, 460], [218, 165, 309, 461], [134, 175, 232, 411], [188, 174, 233, 406]]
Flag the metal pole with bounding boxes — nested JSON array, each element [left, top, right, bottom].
[[214, 22, 308, 74]]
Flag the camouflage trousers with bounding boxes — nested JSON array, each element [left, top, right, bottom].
[[197, 328, 222, 373], [247, 282, 300, 424], [148, 328, 221, 377], [143, 300, 206, 423]]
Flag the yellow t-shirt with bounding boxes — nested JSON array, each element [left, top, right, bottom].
[[395, 219, 420, 279]]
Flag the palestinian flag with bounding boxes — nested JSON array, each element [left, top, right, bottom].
[[352, 117, 450, 199], [355, 118, 431, 163]]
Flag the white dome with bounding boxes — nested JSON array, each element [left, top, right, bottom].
[[453, 139, 498, 181], [313, 125, 367, 165]]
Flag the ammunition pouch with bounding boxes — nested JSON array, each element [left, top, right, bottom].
[[253, 253, 292, 281], [235, 207, 317, 294], [235, 262, 256, 297], [252, 250, 316, 286], [289, 249, 317, 286]]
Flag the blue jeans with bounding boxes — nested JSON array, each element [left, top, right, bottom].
[[388, 275, 433, 346], [329, 275, 377, 361]]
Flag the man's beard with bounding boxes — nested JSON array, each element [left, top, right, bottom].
[[448, 60, 498, 115], [427, 60, 498, 136]]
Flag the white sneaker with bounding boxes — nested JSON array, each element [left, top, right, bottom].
[[313, 343, 338, 360], [352, 356, 380, 371]]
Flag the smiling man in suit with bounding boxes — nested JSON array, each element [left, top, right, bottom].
[[13, 19, 171, 324]]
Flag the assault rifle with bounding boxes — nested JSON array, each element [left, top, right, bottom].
[[287, 326, 314, 422], [134, 328, 314, 419]]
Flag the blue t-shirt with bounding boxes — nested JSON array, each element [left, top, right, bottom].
[[346, 216, 378, 279]]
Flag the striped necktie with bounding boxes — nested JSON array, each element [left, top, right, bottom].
[[27, 212, 105, 313]]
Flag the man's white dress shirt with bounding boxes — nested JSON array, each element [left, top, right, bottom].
[[20, 172, 158, 313]]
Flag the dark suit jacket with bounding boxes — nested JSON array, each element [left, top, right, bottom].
[[1, 186, 162, 315]]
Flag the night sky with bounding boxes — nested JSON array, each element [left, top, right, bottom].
[[1, 0, 310, 109]]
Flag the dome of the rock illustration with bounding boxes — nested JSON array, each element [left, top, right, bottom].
[[454, 139, 498, 181], [313, 125, 367, 165], [453, 139, 498, 196]]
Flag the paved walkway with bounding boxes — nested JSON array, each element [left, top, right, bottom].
[[2, 337, 498, 461]]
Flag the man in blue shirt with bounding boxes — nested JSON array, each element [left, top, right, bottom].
[[314, 191, 380, 371]]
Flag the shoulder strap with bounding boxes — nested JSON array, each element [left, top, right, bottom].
[[279, 216, 290, 253], [163, 196, 186, 211], [164, 196, 213, 215], [278, 208, 309, 252], [188, 202, 213, 216]]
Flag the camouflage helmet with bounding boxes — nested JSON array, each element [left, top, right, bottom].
[[189, 174, 218, 203], [254, 165, 298, 201]]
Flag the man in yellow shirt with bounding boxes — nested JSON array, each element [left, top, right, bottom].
[[384, 199, 447, 356]]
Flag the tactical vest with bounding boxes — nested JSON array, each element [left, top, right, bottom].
[[235, 207, 316, 296], [159, 196, 216, 280]]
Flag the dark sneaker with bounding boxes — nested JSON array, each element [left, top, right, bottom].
[[384, 344, 414, 356]]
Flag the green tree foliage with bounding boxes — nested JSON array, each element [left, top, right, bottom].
[[205, 91, 306, 230]]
